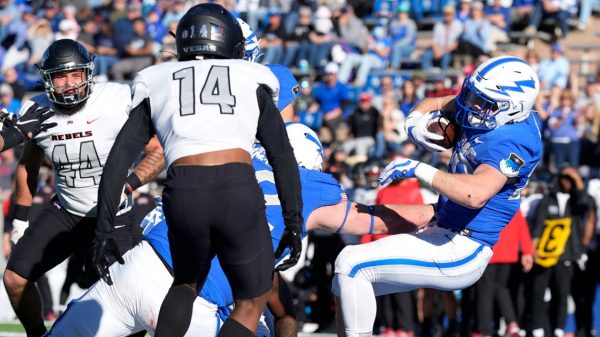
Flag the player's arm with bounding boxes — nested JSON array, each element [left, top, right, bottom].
[[267, 272, 298, 337], [15, 141, 45, 209], [255, 85, 303, 271], [430, 164, 507, 209], [409, 95, 457, 116], [10, 142, 45, 244], [94, 98, 155, 285], [97, 98, 155, 234], [124, 136, 164, 194], [307, 201, 435, 235]]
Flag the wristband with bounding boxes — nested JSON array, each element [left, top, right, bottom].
[[335, 199, 352, 234], [14, 204, 31, 221], [124, 173, 143, 195], [415, 163, 439, 187]]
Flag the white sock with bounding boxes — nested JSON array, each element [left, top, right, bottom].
[[332, 273, 376, 337]]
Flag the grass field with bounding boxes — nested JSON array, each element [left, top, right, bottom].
[[0, 321, 336, 337]]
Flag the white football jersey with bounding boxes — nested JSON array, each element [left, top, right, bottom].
[[131, 59, 280, 167], [18, 82, 132, 217]]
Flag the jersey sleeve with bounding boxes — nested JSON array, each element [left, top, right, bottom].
[[96, 98, 155, 234], [255, 85, 303, 232], [253, 64, 280, 110], [478, 130, 540, 179], [131, 73, 150, 113]]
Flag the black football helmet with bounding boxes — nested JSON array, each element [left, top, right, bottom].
[[38, 39, 95, 107], [175, 3, 245, 61]]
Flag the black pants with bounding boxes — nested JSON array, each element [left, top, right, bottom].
[[163, 163, 274, 299], [529, 262, 574, 332], [475, 263, 518, 335], [572, 246, 599, 337]]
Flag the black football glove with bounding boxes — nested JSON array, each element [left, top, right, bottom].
[[1, 104, 57, 149], [93, 233, 124, 286], [274, 227, 302, 272]]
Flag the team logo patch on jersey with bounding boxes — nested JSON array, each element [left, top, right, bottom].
[[499, 153, 525, 177]]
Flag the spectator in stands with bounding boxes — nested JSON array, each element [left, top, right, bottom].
[[335, 5, 369, 58], [0, 83, 20, 113], [548, 91, 580, 169], [310, 62, 350, 131], [339, 25, 392, 86], [110, 18, 154, 81], [373, 94, 406, 158], [372, 75, 400, 111], [456, 0, 473, 23], [399, 79, 420, 115], [389, 3, 417, 69], [422, 5, 463, 71], [513, 0, 537, 28], [146, 10, 167, 46], [93, 21, 119, 82], [485, 0, 511, 32], [457, 1, 491, 60], [77, 19, 97, 54], [25, 18, 54, 67], [344, 92, 381, 158], [112, 1, 143, 58], [527, 49, 541, 73], [161, 0, 187, 29], [283, 6, 315, 69], [2, 67, 25, 101], [158, 20, 178, 63], [0, 0, 18, 43], [538, 43, 570, 108], [310, 5, 336, 72], [260, 8, 286, 64], [529, 166, 592, 337], [426, 73, 454, 97], [525, 0, 572, 39], [55, 19, 79, 41], [471, 210, 533, 337], [577, 0, 592, 30]]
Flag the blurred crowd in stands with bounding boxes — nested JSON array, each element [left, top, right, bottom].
[[1, 0, 600, 336]]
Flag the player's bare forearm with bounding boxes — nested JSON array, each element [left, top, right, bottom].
[[15, 142, 45, 206], [432, 164, 507, 209], [132, 137, 164, 185], [309, 202, 434, 235], [411, 96, 456, 114]]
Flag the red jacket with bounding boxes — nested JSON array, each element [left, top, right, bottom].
[[362, 179, 424, 243], [489, 209, 533, 264]]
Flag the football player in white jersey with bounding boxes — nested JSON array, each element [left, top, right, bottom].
[[94, 5, 303, 337], [3, 39, 164, 337]]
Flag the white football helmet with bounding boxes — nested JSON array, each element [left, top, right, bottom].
[[455, 56, 540, 131], [286, 122, 323, 171], [237, 18, 262, 62]]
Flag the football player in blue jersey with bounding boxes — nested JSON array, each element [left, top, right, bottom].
[[332, 56, 543, 337], [43, 121, 420, 337]]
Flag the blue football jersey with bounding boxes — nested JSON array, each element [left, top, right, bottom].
[[141, 162, 343, 313], [436, 113, 543, 246]]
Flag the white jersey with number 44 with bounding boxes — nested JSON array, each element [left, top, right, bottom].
[[131, 59, 280, 167], [17, 82, 132, 217]]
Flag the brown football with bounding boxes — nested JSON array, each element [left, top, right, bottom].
[[426, 112, 457, 149]]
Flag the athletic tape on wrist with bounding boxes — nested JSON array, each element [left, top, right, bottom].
[[415, 163, 439, 187]]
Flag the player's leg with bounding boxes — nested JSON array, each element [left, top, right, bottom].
[[332, 226, 493, 337], [215, 166, 274, 337], [4, 201, 92, 337], [154, 166, 215, 337], [47, 241, 160, 336], [184, 296, 223, 337]]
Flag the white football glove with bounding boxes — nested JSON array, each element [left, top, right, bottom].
[[378, 158, 422, 187], [405, 111, 447, 152], [10, 219, 29, 245]]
